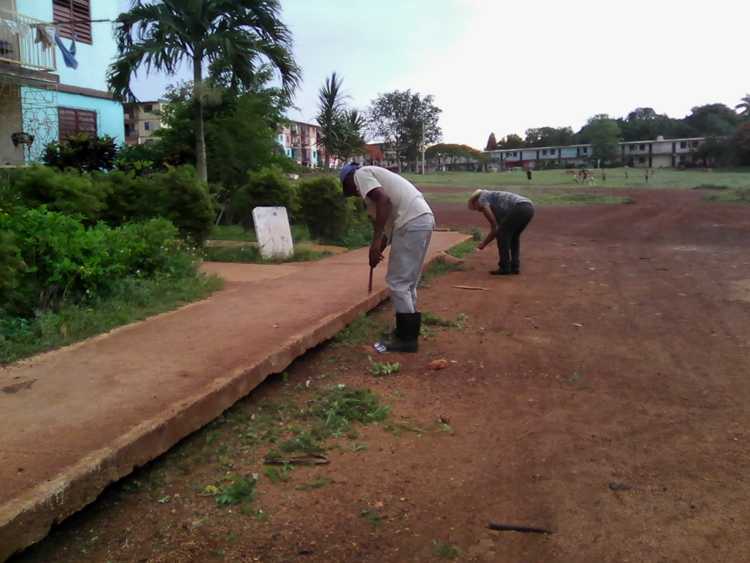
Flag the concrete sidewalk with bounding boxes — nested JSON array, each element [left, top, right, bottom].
[[0, 232, 467, 560]]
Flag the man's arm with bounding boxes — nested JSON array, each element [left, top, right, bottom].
[[366, 187, 392, 267], [477, 206, 498, 250]]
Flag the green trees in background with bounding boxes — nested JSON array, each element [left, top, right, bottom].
[[577, 115, 622, 165], [367, 90, 442, 172], [108, 0, 300, 182], [488, 94, 750, 166]]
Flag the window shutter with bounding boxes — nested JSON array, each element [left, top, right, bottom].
[[58, 107, 97, 140], [53, 0, 92, 44]]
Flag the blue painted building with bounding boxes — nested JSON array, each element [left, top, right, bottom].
[[0, 0, 123, 163]]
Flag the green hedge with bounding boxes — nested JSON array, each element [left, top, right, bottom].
[[4, 165, 215, 244], [0, 209, 193, 316]]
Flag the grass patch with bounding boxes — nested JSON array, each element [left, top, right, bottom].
[[203, 245, 331, 263], [421, 257, 463, 285], [360, 509, 383, 528], [210, 224, 311, 243], [215, 475, 257, 507], [446, 239, 477, 259], [432, 540, 461, 560], [405, 167, 750, 190], [369, 358, 401, 377], [422, 312, 467, 330], [310, 385, 390, 436], [0, 273, 222, 365], [703, 187, 750, 203], [263, 465, 293, 484], [334, 313, 382, 346], [295, 476, 333, 491], [423, 189, 633, 207]]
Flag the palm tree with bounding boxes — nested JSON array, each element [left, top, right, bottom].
[[737, 94, 750, 118], [316, 72, 345, 168], [108, 0, 300, 182], [339, 109, 366, 162]]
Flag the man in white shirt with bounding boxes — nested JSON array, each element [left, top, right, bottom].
[[340, 163, 435, 353]]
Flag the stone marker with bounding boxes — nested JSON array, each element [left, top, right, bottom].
[[252, 206, 294, 260]]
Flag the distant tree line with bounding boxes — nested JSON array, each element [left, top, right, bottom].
[[486, 96, 750, 166]]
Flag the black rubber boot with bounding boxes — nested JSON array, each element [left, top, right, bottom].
[[377, 313, 420, 353]]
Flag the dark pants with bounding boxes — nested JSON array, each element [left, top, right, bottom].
[[496, 203, 535, 273]]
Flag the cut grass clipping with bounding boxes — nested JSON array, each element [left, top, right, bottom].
[[369, 357, 401, 377], [266, 385, 390, 461], [446, 239, 477, 259], [422, 312, 467, 330]]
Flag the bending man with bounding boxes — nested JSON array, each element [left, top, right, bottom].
[[341, 163, 435, 353]]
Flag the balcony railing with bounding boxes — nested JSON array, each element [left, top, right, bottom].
[[0, 8, 57, 72]]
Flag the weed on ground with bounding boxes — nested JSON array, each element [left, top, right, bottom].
[[334, 313, 384, 346], [203, 245, 331, 263], [446, 239, 477, 259]]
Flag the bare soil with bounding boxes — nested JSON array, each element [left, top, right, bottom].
[[12, 188, 750, 563]]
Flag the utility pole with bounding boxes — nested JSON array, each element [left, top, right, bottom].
[[421, 121, 426, 174]]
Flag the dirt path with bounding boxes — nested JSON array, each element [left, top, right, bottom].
[[12, 190, 750, 563]]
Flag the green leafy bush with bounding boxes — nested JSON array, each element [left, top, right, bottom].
[[0, 230, 24, 313], [142, 166, 215, 244], [297, 176, 349, 241], [11, 166, 105, 224], [43, 134, 118, 172], [230, 166, 296, 226], [1, 209, 190, 315]]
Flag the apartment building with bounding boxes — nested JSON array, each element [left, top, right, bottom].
[[277, 120, 322, 168], [0, 0, 124, 164], [485, 136, 705, 169], [124, 100, 165, 145]]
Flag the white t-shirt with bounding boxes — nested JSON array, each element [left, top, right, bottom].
[[353, 166, 433, 238]]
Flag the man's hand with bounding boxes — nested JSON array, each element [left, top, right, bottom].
[[369, 242, 384, 268]]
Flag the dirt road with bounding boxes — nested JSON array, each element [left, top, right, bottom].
[[13, 189, 750, 562]]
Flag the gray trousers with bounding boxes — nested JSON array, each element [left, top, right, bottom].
[[386, 214, 435, 313]]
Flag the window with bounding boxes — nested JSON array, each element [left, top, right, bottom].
[[58, 107, 97, 139], [638, 156, 646, 164], [640, 144, 646, 151], [143, 104, 153, 113], [53, 0, 92, 44], [680, 141, 687, 149], [125, 124, 131, 136], [144, 121, 151, 131]]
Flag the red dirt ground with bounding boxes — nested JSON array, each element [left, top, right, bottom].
[[11, 188, 750, 563]]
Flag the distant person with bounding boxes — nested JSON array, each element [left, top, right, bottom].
[[340, 163, 435, 353], [468, 189, 535, 276], [526, 168, 533, 181]]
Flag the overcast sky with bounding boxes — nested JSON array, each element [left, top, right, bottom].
[[122, 0, 749, 148]]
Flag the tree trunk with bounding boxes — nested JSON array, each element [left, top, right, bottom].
[[193, 52, 208, 183]]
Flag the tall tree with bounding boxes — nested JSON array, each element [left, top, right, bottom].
[[108, 0, 300, 183], [736, 94, 750, 119], [498, 134, 524, 149], [316, 72, 346, 168], [578, 114, 622, 164], [367, 90, 442, 172], [485, 132, 498, 151], [685, 104, 739, 137]]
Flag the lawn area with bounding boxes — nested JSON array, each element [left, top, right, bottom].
[[422, 187, 634, 207], [1, 273, 222, 365], [404, 167, 750, 190]]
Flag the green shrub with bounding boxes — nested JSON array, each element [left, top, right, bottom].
[[1, 208, 190, 315], [11, 166, 105, 224], [43, 134, 118, 172], [143, 166, 215, 244], [297, 176, 349, 241], [337, 199, 372, 248], [114, 142, 166, 175], [230, 166, 296, 227], [0, 229, 24, 313]]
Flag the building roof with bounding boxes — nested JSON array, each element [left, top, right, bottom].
[[366, 143, 384, 161]]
